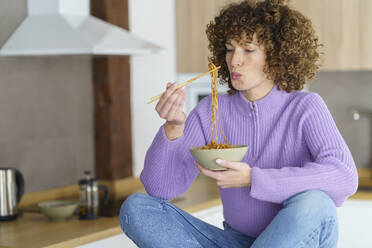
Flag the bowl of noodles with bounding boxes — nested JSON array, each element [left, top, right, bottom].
[[189, 63, 249, 170], [190, 145, 249, 171], [187, 63, 248, 170]]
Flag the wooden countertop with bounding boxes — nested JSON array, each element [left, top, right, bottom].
[[2, 169, 372, 248], [0, 175, 220, 248]]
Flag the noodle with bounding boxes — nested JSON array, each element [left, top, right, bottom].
[[200, 63, 233, 150]]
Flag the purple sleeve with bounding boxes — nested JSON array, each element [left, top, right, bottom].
[[140, 105, 208, 200], [250, 93, 358, 206]]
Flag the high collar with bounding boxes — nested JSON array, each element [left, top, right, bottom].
[[233, 84, 289, 118]]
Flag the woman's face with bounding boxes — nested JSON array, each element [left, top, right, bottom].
[[225, 34, 274, 101]]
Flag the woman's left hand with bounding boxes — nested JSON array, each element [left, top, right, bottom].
[[195, 159, 252, 188]]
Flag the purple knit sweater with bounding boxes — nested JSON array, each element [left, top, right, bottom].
[[140, 84, 358, 237]]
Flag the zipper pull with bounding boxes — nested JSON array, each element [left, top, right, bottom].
[[249, 103, 255, 117], [251, 103, 258, 117]]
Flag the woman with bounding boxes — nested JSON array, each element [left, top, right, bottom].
[[120, 0, 358, 247]]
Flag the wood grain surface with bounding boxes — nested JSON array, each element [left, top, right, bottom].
[[176, 0, 372, 72], [91, 0, 133, 180]]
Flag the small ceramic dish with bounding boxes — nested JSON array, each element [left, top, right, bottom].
[[190, 145, 249, 170], [38, 200, 79, 221]]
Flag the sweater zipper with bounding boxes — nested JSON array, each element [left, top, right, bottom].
[[250, 102, 259, 158]]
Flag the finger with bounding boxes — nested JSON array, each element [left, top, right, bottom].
[[157, 82, 176, 110], [162, 82, 178, 100], [216, 180, 231, 189], [158, 88, 183, 120], [195, 161, 208, 173], [157, 84, 180, 118], [156, 83, 178, 112], [155, 83, 170, 112], [194, 161, 220, 180], [215, 159, 240, 170], [216, 179, 235, 189], [167, 88, 185, 121], [180, 87, 186, 102]]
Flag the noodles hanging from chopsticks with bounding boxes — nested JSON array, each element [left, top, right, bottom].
[[200, 63, 233, 150]]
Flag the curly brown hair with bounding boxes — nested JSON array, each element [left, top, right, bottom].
[[206, 0, 322, 93]]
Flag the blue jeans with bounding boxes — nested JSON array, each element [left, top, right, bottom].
[[119, 190, 338, 248]]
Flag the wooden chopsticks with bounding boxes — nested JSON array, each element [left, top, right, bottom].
[[147, 66, 221, 104]]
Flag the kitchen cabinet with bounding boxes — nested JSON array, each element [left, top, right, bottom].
[[176, 0, 372, 72], [291, 0, 372, 70], [176, 0, 235, 73]]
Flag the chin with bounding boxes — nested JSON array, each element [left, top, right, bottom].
[[232, 80, 249, 91]]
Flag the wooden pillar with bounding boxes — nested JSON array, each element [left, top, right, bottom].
[[91, 0, 133, 180]]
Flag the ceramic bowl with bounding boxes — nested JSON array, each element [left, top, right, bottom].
[[38, 200, 79, 221], [190, 145, 249, 171]]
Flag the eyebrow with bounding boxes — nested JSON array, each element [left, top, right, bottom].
[[225, 41, 258, 47], [241, 41, 258, 46]]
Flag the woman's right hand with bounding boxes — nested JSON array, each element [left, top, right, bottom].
[[155, 82, 186, 140]]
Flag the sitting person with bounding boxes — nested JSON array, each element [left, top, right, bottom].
[[120, 0, 358, 247]]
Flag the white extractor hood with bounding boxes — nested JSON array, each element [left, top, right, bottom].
[[0, 0, 162, 56]]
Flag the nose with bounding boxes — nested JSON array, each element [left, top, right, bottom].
[[230, 50, 243, 67]]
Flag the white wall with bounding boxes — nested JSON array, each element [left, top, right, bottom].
[[129, 0, 176, 176]]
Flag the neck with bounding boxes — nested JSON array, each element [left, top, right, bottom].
[[242, 80, 275, 102]]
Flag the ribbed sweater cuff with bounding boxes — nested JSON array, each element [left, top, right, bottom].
[[250, 167, 281, 203], [155, 124, 185, 147], [250, 167, 300, 204], [140, 125, 186, 196]]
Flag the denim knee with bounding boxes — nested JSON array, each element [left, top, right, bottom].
[[119, 193, 158, 229], [283, 190, 337, 222]]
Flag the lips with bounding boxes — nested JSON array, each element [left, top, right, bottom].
[[231, 72, 242, 80]]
